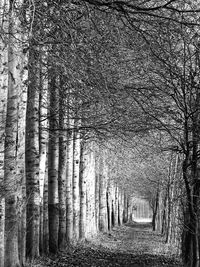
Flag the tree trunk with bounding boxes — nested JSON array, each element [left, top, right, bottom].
[[127, 196, 133, 222], [0, 1, 8, 264], [48, 73, 59, 253], [66, 119, 74, 242], [79, 142, 87, 239], [43, 159, 49, 254], [95, 150, 100, 231], [58, 94, 67, 250], [152, 189, 159, 231], [118, 190, 124, 226], [4, 1, 24, 265], [191, 96, 200, 267], [114, 185, 119, 226], [123, 193, 128, 223], [106, 183, 112, 231], [99, 150, 108, 232], [166, 154, 179, 244], [39, 50, 48, 254], [25, 45, 41, 260], [17, 52, 28, 265], [73, 120, 81, 241], [85, 142, 96, 237]]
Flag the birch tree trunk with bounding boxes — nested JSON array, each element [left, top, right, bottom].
[[73, 120, 81, 241], [80, 143, 87, 239], [17, 50, 28, 265], [83, 141, 96, 238], [66, 119, 74, 242], [48, 73, 59, 253], [99, 149, 108, 232], [95, 150, 100, 232], [118, 190, 124, 226], [43, 159, 49, 254], [39, 50, 48, 254], [0, 1, 9, 264], [25, 45, 40, 260], [114, 185, 119, 226], [4, 1, 24, 265], [58, 94, 67, 250]]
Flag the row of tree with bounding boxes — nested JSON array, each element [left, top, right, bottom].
[[0, 1, 140, 266], [1, 1, 200, 267]]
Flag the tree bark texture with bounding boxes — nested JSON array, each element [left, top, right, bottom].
[[17, 50, 28, 265], [85, 142, 96, 237], [0, 1, 9, 264], [106, 182, 113, 231], [66, 119, 74, 242], [43, 159, 49, 254], [58, 95, 67, 250], [48, 74, 59, 253], [99, 150, 108, 232], [118, 190, 124, 226], [123, 193, 128, 223], [73, 120, 81, 241], [39, 49, 48, 254], [95, 151, 100, 232], [79, 143, 87, 239], [114, 185, 119, 227], [25, 45, 40, 259], [4, 1, 25, 265]]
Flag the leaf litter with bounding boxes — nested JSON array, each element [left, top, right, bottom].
[[32, 222, 183, 267]]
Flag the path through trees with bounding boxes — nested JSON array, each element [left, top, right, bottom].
[[32, 222, 183, 267], [1, 1, 200, 267]]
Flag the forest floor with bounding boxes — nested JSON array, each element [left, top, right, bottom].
[[33, 222, 183, 267]]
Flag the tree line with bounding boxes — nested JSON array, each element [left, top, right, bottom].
[[0, 1, 140, 266]]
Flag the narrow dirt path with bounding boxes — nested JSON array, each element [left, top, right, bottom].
[[34, 222, 183, 267]]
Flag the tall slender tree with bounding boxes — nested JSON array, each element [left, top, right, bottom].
[[66, 118, 74, 242], [73, 119, 81, 241], [99, 149, 108, 232], [17, 43, 28, 266], [0, 0, 9, 264], [58, 89, 68, 250], [48, 69, 59, 253], [4, 1, 26, 266], [38, 48, 48, 254], [25, 44, 40, 259]]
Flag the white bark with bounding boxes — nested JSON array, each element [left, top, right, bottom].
[[82, 141, 96, 238], [25, 45, 40, 259], [118, 190, 123, 226], [80, 143, 87, 239], [39, 49, 48, 253], [0, 1, 9, 264], [66, 119, 74, 242], [43, 158, 49, 254], [48, 75, 59, 253], [58, 95, 67, 250], [99, 149, 108, 232], [114, 185, 119, 226], [95, 149, 100, 232], [17, 52, 28, 265], [4, 1, 25, 265], [73, 120, 81, 241]]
